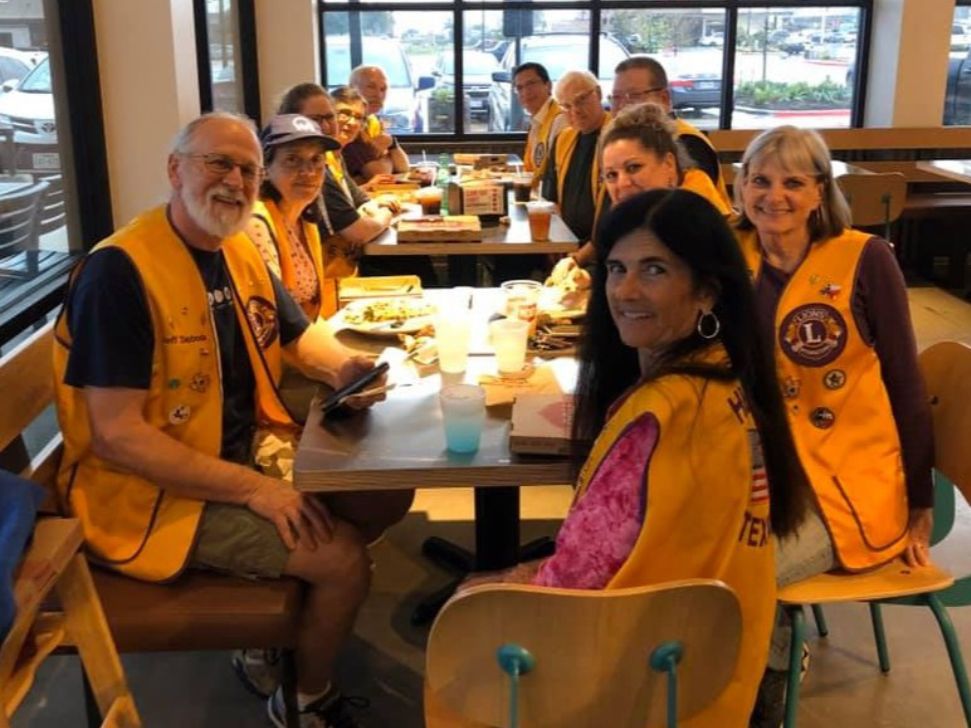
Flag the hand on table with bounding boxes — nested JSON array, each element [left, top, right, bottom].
[[361, 174, 396, 193], [246, 475, 334, 550], [903, 506, 934, 567], [375, 193, 402, 214], [334, 355, 389, 410]]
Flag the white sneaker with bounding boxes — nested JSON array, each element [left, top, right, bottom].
[[267, 686, 369, 728], [231, 648, 282, 698]]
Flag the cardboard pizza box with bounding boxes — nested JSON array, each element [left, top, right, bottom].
[[509, 393, 574, 456], [396, 215, 483, 242]]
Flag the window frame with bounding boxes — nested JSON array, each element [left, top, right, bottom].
[[194, 0, 262, 122], [318, 0, 872, 140]]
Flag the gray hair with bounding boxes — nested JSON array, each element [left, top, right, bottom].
[[614, 55, 668, 88], [170, 111, 258, 155], [734, 125, 852, 240], [349, 65, 386, 87], [554, 69, 599, 102]]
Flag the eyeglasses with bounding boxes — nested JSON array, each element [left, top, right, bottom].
[[337, 109, 365, 123], [277, 154, 326, 174], [559, 87, 597, 112], [514, 78, 544, 94], [304, 113, 336, 128], [607, 86, 666, 107], [182, 153, 264, 184]]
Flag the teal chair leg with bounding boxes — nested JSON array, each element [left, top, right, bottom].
[[783, 605, 806, 728], [497, 643, 535, 728], [925, 593, 971, 725], [649, 641, 684, 728], [868, 603, 891, 673], [811, 604, 829, 637]]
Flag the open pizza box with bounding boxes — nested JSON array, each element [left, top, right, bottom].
[[509, 393, 574, 456]]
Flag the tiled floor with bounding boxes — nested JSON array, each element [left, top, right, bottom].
[[14, 284, 971, 727]]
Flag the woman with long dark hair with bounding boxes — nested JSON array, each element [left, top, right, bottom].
[[468, 188, 808, 726]]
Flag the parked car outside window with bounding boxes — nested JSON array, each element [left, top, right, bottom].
[[0, 54, 58, 174]]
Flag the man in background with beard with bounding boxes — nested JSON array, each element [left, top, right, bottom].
[[53, 112, 384, 726]]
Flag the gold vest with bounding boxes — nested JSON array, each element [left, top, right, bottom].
[[322, 151, 363, 285], [737, 227, 909, 570], [525, 98, 563, 183], [250, 199, 336, 319], [675, 118, 731, 209], [52, 205, 295, 582], [553, 113, 611, 240], [577, 346, 774, 727]]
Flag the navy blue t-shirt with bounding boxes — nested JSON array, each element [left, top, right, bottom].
[[64, 240, 308, 464]]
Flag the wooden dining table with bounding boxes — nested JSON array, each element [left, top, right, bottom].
[[294, 289, 577, 573], [916, 159, 971, 185]]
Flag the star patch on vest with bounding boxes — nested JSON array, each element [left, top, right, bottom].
[[245, 296, 279, 349], [823, 369, 846, 390], [809, 406, 835, 429], [779, 303, 847, 367]]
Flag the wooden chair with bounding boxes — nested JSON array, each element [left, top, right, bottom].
[[0, 179, 48, 277], [425, 579, 741, 728], [777, 340, 971, 727], [0, 518, 141, 727], [835, 172, 907, 243], [0, 322, 304, 727]]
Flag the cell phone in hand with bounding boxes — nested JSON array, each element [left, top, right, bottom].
[[320, 361, 390, 417]]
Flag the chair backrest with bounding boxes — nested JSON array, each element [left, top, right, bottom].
[[425, 579, 741, 728], [836, 172, 907, 235], [920, 341, 971, 512], [36, 174, 65, 236], [0, 180, 49, 259]]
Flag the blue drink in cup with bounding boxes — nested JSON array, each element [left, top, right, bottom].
[[440, 383, 486, 453]]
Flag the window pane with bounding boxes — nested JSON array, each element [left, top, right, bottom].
[[733, 7, 859, 129], [0, 1, 81, 328], [465, 10, 592, 134], [207, 0, 244, 114], [603, 8, 725, 131], [323, 10, 453, 134], [943, 5, 971, 125]]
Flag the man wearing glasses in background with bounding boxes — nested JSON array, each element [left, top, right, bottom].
[[610, 56, 730, 207], [345, 64, 410, 183], [513, 62, 568, 184], [52, 111, 385, 727], [541, 70, 611, 246]]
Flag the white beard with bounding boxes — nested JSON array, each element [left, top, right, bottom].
[[182, 183, 251, 238]]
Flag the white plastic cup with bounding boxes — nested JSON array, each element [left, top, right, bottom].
[[490, 318, 529, 375], [434, 306, 472, 373], [440, 384, 486, 453], [501, 279, 542, 335]]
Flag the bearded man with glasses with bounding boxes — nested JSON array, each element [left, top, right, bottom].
[[52, 111, 388, 728], [611, 56, 730, 208]]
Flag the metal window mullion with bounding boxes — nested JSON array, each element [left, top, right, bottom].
[[455, 6, 463, 136], [722, 5, 737, 129]]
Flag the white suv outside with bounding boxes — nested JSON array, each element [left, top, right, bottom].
[[0, 54, 58, 174]]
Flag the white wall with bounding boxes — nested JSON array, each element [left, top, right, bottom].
[[254, 0, 319, 123], [866, 0, 956, 126], [93, 0, 200, 227]]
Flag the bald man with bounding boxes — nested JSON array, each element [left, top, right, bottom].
[[541, 70, 611, 244], [345, 64, 409, 183]]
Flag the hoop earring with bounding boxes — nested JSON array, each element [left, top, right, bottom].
[[696, 310, 721, 340]]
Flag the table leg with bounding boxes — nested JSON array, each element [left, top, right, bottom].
[[474, 486, 520, 571]]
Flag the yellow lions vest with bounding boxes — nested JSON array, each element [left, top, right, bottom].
[[737, 227, 909, 571], [250, 199, 336, 319], [576, 348, 774, 727], [524, 98, 562, 183], [322, 151, 363, 286], [681, 168, 732, 216], [52, 205, 296, 582], [553, 113, 611, 239], [675, 118, 731, 209]]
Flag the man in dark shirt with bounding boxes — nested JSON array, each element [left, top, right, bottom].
[[610, 55, 726, 194], [56, 112, 385, 727], [541, 70, 609, 244]]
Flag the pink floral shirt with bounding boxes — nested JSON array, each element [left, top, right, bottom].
[[534, 413, 659, 589]]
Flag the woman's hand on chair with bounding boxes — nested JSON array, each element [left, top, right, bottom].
[[903, 507, 934, 567]]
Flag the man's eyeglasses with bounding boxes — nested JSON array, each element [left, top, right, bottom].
[[607, 86, 666, 107], [559, 87, 597, 112], [278, 154, 326, 174], [337, 109, 365, 123], [514, 78, 544, 94], [183, 153, 264, 184], [304, 113, 336, 128]]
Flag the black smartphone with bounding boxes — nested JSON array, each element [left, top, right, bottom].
[[320, 361, 390, 417]]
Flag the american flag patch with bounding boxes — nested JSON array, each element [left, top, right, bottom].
[[748, 429, 769, 504]]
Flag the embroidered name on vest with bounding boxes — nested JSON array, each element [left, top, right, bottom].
[[162, 334, 208, 345], [779, 303, 847, 367], [727, 386, 750, 423], [737, 511, 770, 547]]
